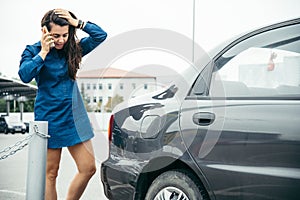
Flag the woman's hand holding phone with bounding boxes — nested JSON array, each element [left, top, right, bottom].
[[39, 26, 54, 60]]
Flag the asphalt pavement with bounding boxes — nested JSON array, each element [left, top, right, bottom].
[[0, 131, 109, 200]]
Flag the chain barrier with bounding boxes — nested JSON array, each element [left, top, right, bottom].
[[0, 124, 50, 160]]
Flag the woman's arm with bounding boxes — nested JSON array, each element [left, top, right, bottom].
[[80, 21, 107, 56], [19, 26, 51, 83], [18, 45, 44, 83], [54, 9, 107, 57]]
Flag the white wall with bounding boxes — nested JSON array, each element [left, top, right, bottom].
[[2, 112, 111, 131]]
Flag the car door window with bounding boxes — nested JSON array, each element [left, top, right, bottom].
[[209, 24, 300, 99], [210, 47, 300, 98]]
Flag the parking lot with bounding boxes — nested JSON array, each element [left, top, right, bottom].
[[0, 131, 109, 200]]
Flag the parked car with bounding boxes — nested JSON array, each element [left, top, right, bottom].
[[24, 122, 30, 133], [101, 17, 300, 200], [0, 116, 27, 134]]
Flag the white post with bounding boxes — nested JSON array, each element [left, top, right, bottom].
[[26, 121, 49, 200]]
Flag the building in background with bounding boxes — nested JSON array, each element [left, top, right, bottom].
[[77, 68, 157, 112]]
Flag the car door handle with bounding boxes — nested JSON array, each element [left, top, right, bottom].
[[193, 112, 215, 126]]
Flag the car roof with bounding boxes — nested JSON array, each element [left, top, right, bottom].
[[207, 17, 300, 61]]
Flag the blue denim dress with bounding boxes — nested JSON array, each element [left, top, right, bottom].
[[18, 22, 107, 148]]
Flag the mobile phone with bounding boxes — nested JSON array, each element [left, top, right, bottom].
[[43, 26, 55, 48], [50, 41, 55, 48]]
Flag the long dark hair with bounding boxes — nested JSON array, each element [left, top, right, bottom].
[[41, 9, 82, 80]]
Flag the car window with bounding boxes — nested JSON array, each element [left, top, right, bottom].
[[211, 47, 300, 98], [209, 23, 300, 99]]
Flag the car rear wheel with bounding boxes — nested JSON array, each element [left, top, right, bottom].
[[145, 170, 207, 200]]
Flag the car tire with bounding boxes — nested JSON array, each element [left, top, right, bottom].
[[145, 170, 207, 200], [4, 128, 8, 134]]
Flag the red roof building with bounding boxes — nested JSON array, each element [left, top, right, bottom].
[[76, 68, 157, 112]]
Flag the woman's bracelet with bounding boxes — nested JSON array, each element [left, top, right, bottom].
[[80, 21, 85, 29], [77, 20, 84, 29]]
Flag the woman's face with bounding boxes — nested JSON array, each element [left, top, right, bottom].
[[49, 23, 69, 50]]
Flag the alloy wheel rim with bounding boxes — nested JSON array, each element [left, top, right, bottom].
[[154, 186, 189, 200]]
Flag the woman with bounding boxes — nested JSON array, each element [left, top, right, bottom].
[[18, 8, 107, 200]]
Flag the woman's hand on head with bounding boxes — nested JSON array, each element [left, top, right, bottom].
[[54, 8, 79, 27]]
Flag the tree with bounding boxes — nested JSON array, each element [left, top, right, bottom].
[[0, 99, 6, 112], [104, 94, 124, 112], [79, 82, 93, 112], [23, 99, 35, 112], [95, 101, 102, 112]]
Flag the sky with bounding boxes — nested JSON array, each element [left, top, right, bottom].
[[0, 0, 299, 79]]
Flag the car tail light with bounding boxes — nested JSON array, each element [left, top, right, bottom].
[[108, 114, 114, 143]]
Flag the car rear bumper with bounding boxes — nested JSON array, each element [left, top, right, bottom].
[[101, 158, 139, 199], [100, 163, 113, 199], [8, 128, 26, 133]]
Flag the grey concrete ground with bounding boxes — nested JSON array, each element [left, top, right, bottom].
[[0, 131, 109, 200]]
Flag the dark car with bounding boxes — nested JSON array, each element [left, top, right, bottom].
[[0, 116, 27, 134], [101, 17, 300, 200], [24, 122, 30, 133]]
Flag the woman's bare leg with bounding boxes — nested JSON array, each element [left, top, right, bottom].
[[66, 140, 96, 200], [45, 148, 62, 200]]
